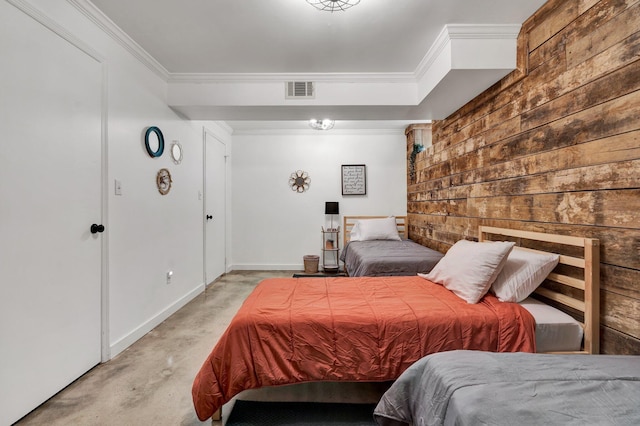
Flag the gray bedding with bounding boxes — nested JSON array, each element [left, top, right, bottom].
[[340, 239, 443, 277], [374, 350, 640, 426]]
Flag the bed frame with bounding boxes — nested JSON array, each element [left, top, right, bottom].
[[343, 215, 407, 247], [479, 226, 600, 355], [208, 225, 600, 421]]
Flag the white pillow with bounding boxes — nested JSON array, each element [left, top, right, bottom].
[[349, 217, 401, 241], [419, 239, 515, 304], [490, 247, 560, 302], [349, 221, 361, 240]]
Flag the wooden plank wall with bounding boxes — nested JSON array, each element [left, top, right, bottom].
[[406, 0, 640, 354]]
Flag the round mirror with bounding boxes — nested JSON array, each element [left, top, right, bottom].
[[144, 126, 165, 158], [171, 141, 183, 164]]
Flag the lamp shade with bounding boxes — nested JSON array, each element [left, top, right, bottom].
[[325, 202, 339, 215]]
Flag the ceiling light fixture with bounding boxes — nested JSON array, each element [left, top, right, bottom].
[[306, 0, 361, 12], [309, 118, 335, 131]]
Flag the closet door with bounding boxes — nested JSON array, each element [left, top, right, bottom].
[[0, 3, 103, 424], [204, 130, 227, 285]]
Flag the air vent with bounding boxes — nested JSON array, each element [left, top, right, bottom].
[[286, 81, 315, 99]]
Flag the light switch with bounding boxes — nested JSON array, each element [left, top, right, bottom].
[[115, 179, 122, 196]]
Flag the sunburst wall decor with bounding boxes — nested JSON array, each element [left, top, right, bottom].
[[289, 170, 310, 193]]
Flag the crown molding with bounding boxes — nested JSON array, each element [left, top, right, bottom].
[[167, 72, 416, 84], [67, 0, 170, 80], [446, 23, 522, 39], [9, 0, 104, 62], [230, 127, 406, 136], [414, 24, 521, 81]]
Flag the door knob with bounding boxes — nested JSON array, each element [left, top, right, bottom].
[[206, 215, 213, 221], [90, 224, 105, 234]]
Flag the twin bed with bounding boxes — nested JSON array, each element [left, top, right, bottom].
[[192, 225, 604, 422], [340, 216, 443, 277], [374, 350, 640, 425]]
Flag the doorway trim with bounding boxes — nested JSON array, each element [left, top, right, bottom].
[[202, 126, 228, 285]]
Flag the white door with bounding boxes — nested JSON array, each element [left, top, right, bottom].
[[0, 4, 103, 424], [204, 130, 227, 285]]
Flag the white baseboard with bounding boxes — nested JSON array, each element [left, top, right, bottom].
[[109, 282, 205, 358], [230, 263, 301, 271]]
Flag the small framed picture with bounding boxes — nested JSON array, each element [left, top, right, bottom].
[[341, 164, 366, 195]]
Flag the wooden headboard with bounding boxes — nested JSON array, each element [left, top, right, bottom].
[[343, 216, 407, 247], [479, 226, 600, 355]]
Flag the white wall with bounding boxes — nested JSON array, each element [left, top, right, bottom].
[[4, 0, 407, 363], [4, 0, 233, 359], [231, 129, 407, 270]]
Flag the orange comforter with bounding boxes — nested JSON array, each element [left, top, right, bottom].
[[192, 276, 536, 420]]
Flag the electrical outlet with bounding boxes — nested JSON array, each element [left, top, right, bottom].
[[166, 270, 173, 285]]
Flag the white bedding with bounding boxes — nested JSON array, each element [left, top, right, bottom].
[[520, 297, 583, 352]]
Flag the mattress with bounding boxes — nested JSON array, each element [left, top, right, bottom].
[[519, 297, 583, 352]]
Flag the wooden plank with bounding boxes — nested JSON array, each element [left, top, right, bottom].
[[408, 212, 640, 271], [528, 0, 579, 51], [528, 0, 637, 70], [465, 190, 640, 228], [498, 90, 640, 160], [566, 1, 640, 67], [547, 272, 585, 290], [601, 290, 640, 337], [522, 53, 640, 131], [601, 326, 640, 354], [527, 23, 568, 72], [211, 408, 221, 421], [558, 254, 585, 268], [420, 91, 640, 192], [475, 219, 640, 271], [474, 131, 640, 191], [584, 237, 600, 354], [601, 264, 640, 299], [419, 151, 640, 201], [432, 80, 524, 144], [479, 225, 589, 247], [434, 9, 640, 146], [579, 0, 601, 14], [465, 158, 640, 199], [535, 287, 585, 311], [433, 2, 639, 141]]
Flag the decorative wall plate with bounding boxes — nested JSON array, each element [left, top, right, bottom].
[[145, 126, 165, 158], [289, 170, 310, 193], [156, 168, 172, 195], [170, 141, 183, 164]]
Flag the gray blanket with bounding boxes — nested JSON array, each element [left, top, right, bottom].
[[374, 350, 640, 426], [340, 239, 443, 277]]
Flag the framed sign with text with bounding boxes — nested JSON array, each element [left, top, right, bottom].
[[341, 164, 367, 195]]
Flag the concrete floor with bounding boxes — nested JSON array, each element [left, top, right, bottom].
[[15, 271, 388, 426]]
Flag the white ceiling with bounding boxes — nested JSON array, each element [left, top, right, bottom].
[[82, 0, 546, 130]]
